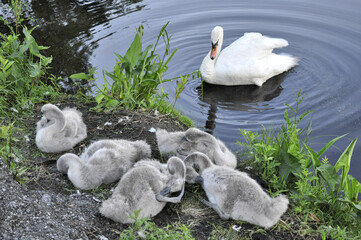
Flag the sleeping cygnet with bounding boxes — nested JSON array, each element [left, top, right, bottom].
[[156, 128, 237, 169], [57, 139, 151, 190], [184, 152, 289, 229], [99, 156, 186, 224], [36, 103, 87, 153]]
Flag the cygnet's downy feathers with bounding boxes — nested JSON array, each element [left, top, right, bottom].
[[156, 128, 237, 169], [36, 103, 87, 153], [57, 139, 151, 190], [99, 157, 186, 224], [185, 152, 289, 229]]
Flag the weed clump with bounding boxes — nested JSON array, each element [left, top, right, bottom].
[[238, 91, 361, 239]]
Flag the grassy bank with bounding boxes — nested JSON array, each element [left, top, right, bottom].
[[238, 91, 361, 239]]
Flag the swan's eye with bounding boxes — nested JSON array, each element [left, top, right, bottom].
[[211, 41, 218, 49]]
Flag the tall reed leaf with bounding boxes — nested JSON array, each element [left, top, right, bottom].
[[334, 138, 357, 196], [124, 31, 142, 70]]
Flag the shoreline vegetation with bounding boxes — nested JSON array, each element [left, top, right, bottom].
[[1, 2, 360, 239]]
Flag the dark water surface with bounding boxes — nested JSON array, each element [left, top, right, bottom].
[[3, 0, 361, 180]]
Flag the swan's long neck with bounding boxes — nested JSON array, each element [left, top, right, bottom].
[[200, 34, 223, 82], [57, 154, 83, 173], [49, 108, 66, 131]]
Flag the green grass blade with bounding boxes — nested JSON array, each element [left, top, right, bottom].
[[305, 144, 321, 169], [316, 134, 348, 158]]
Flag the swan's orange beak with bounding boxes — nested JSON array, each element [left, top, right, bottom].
[[210, 41, 218, 60]]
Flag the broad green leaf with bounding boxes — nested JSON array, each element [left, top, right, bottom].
[[41, 56, 52, 66], [317, 163, 339, 191], [124, 32, 142, 69], [139, 45, 153, 61], [305, 144, 321, 169], [29, 62, 41, 78], [348, 175, 361, 201], [335, 138, 357, 173], [69, 72, 89, 80], [38, 46, 50, 50], [335, 138, 357, 192], [18, 41, 30, 56], [105, 99, 119, 108], [95, 94, 105, 104], [279, 141, 302, 182]]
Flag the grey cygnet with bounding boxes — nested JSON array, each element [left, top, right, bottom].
[[185, 152, 289, 229], [36, 103, 87, 153], [57, 139, 151, 190], [99, 157, 186, 224], [156, 128, 237, 169]]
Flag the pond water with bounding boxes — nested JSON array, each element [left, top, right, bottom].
[[6, 0, 361, 180]]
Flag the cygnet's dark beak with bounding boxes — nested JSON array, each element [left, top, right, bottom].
[[159, 186, 171, 196], [195, 175, 204, 184]]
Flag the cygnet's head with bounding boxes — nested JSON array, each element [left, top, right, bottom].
[[57, 153, 79, 173], [167, 157, 186, 192], [41, 104, 61, 119]]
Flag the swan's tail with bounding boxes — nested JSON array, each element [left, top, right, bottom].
[[100, 195, 133, 223], [133, 140, 152, 160], [264, 36, 289, 49], [271, 53, 299, 75], [265, 194, 289, 228]]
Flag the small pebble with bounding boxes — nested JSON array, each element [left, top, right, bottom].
[[41, 194, 52, 204], [98, 235, 108, 240], [104, 121, 112, 126], [10, 107, 18, 113], [232, 224, 242, 232]]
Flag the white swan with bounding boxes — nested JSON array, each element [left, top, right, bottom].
[[99, 157, 186, 224], [185, 152, 289, 229], [200, 26, 299, 86], [57, 139, 151, 190], [36, 103, 87, 153]]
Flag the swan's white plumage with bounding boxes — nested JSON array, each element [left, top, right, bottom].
[[57, 139, 152, 190], [99, 157, 186, 224], [200, 26, 299, 86], [185, 152, 289, 229], [36, 103, 87, 153]]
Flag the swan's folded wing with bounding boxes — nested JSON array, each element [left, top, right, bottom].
[[260, 35, 289, 50], [64, 119, 78, 138], [222, 33, 289, 58]]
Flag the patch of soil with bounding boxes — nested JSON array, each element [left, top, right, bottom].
[[0, 98, 320, 240]]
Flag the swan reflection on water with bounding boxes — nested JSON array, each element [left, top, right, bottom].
[[197, 72, 287, 133]]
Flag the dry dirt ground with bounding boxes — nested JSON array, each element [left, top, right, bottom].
[[0, 98, 319, 240]]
